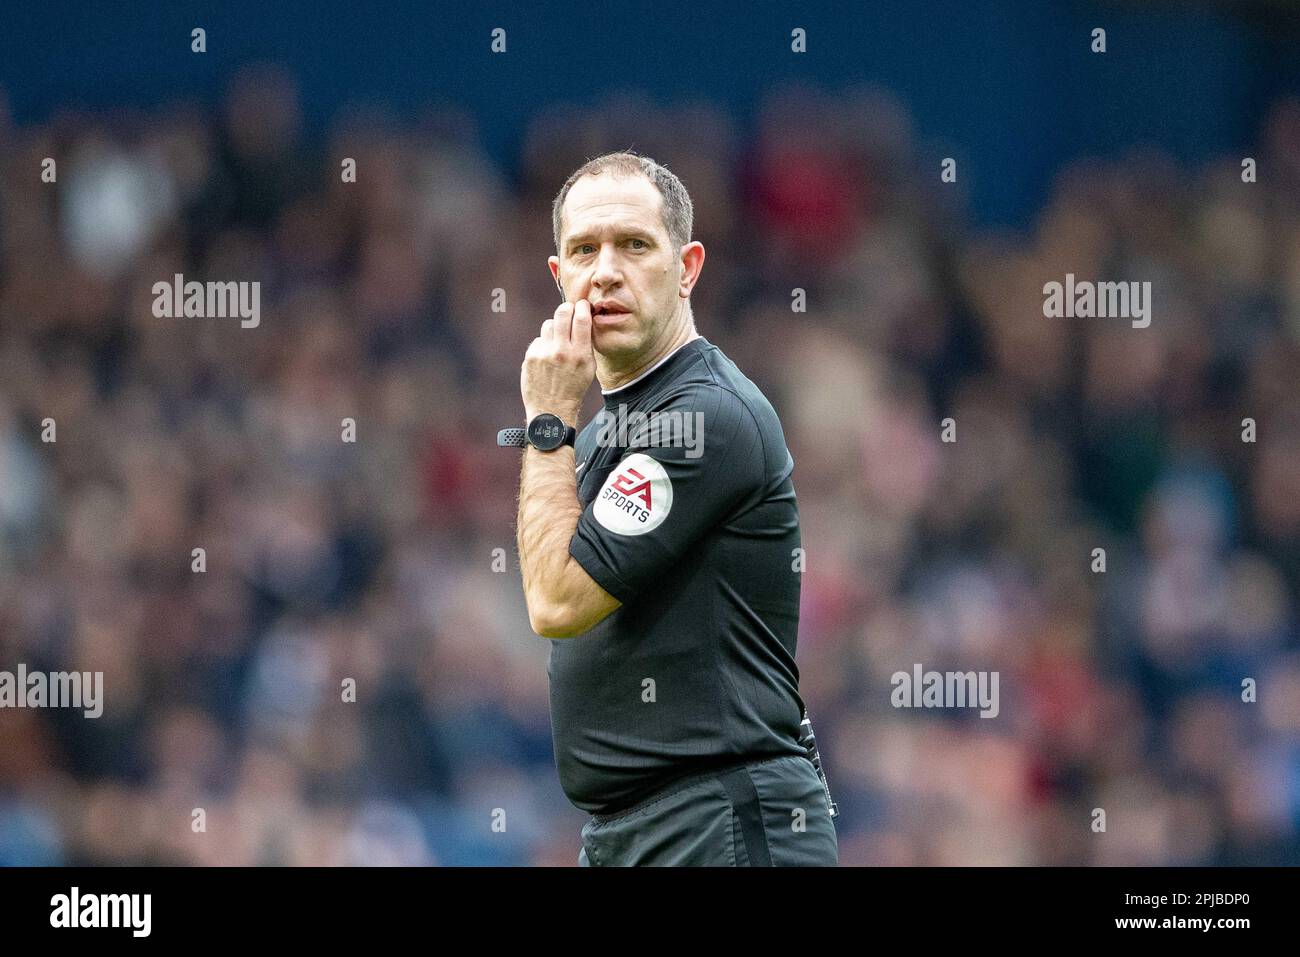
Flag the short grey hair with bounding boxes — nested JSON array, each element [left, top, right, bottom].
[[551, 151, 694, 255]]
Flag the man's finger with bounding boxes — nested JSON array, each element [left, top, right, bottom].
[[572, 299, 593, 348], [553, 301, 575, 342], [539, 318, 555, 341]]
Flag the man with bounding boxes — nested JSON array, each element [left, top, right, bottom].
[[512, 151, 837, 866]]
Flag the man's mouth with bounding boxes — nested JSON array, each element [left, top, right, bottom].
[[592, 308, 631, 327], [591, 303, 631, 318]]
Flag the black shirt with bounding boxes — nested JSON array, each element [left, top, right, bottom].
[[550, 336, 807, 815]]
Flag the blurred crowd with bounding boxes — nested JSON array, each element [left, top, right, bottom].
[[1, 68, 1298, 865]]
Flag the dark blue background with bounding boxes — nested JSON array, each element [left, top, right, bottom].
[[4, 0, 1298, 226]]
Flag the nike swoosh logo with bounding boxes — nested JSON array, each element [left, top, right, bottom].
[[576, 461, 587, 475]]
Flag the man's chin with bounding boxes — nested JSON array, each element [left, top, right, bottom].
[[592, 326, 642, 358]]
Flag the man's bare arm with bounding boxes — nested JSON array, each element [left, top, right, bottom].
[[517, 444, 620, 638], [515, 297, 621, 638]]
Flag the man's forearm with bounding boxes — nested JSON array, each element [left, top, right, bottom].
[[517, 442, 581, 607], [516, 442, 617, 637], [515, 298, 620, 637]]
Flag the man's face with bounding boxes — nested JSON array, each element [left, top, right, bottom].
[[549, 173, 684, 362]]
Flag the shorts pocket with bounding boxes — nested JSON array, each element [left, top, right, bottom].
[[595, 779, 739, 866]]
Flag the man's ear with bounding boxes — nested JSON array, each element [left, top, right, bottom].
[[678, 241, 706, 298], [548, 255, 566, 301]]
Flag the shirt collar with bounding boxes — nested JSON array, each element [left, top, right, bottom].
[[600, 337, 706, 400]]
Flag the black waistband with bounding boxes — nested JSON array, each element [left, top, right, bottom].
[[589, 754, 796, 824]]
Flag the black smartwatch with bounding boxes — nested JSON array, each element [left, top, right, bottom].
[[497, 413, 575, 452]]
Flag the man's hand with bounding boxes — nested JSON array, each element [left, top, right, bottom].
[[521, 299, 595, 425], [515, 297, 620, 637]]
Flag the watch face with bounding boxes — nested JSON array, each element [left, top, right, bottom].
[[527, 413, 567, 451]]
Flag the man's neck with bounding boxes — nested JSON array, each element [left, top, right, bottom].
[[597, 316, 700, 393]]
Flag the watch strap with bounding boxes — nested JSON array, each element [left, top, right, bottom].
[[496, 422, 576, 450]]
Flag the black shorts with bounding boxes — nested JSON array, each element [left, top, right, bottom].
[[577, 754, 839, 866]]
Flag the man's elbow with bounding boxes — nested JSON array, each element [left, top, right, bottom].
[[525, 566, 620, 638], [528, 601, 588, 640]]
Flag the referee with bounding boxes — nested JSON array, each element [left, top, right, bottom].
[[512, 151, 838, 866]]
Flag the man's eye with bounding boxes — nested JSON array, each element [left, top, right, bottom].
[[630, 239, 647, 249], [576, 245, 595, 255]]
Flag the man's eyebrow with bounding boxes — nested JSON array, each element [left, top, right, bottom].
[[565, 227, 654, 248]]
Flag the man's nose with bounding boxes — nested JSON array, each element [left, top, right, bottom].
[[590, 244, 622, 288]]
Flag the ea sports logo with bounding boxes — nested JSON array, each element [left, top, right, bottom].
[[593, 453, 673, 535], [610, 466, 653, 509]]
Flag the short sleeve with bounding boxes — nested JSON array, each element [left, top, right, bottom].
[[569, 385, 764, 603]]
